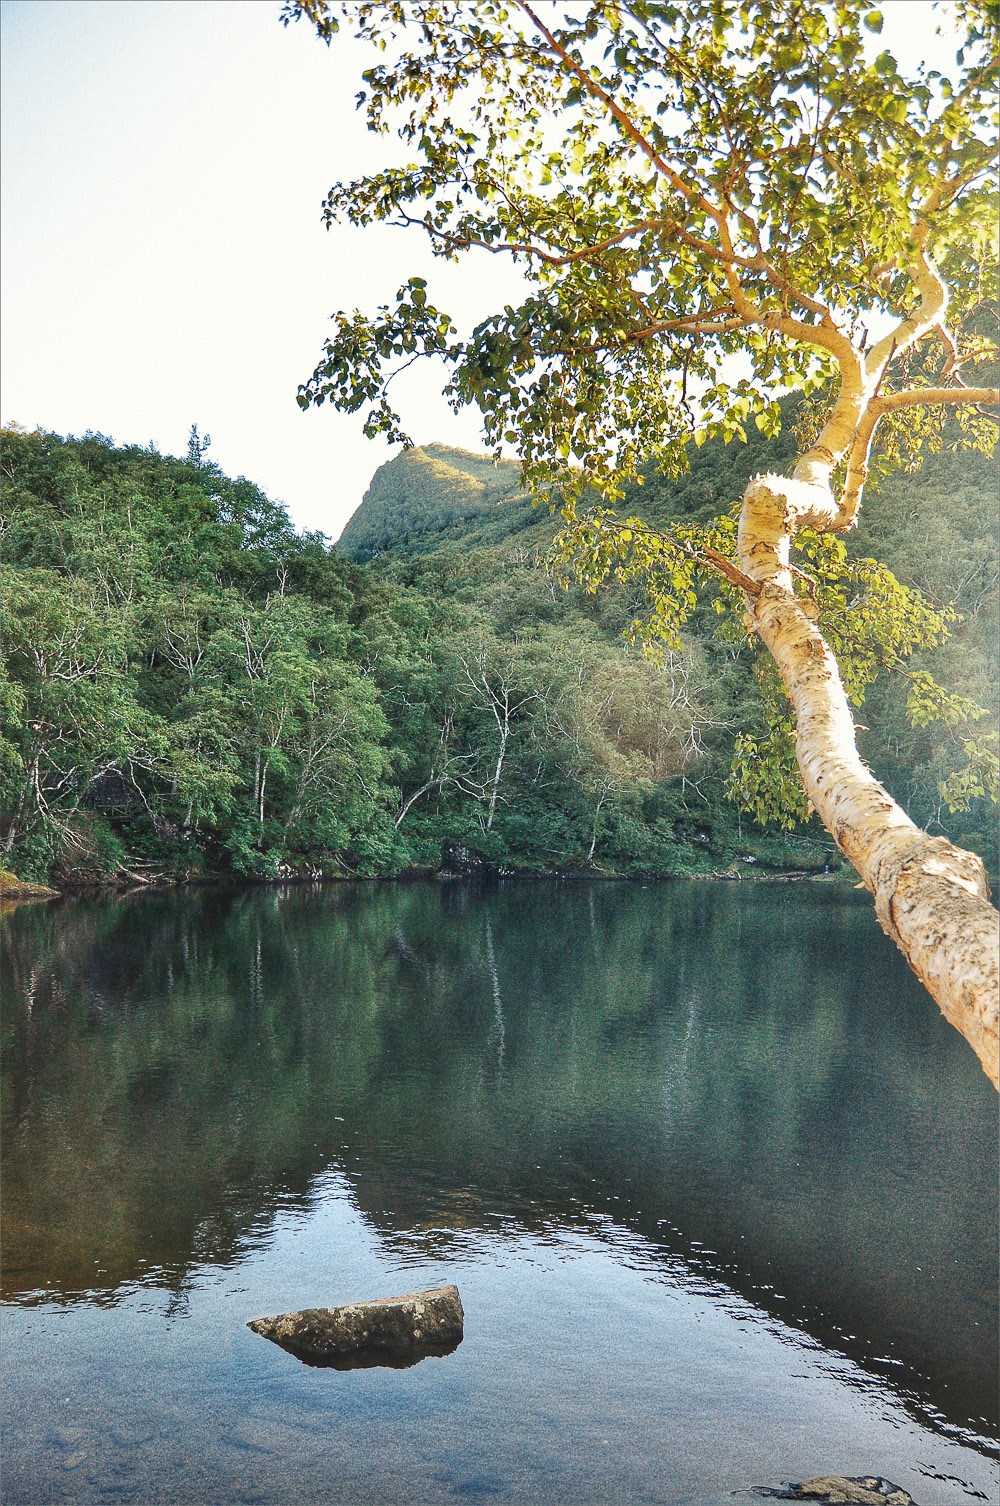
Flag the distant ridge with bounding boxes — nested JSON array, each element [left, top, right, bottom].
[[337, 443, 533, 562]]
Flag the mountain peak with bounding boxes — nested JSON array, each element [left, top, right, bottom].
[[337, 443, 529, 562]]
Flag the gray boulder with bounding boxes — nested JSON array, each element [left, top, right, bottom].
[[248, 1285, 464, 1367]]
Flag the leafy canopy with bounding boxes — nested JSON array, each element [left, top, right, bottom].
[[282, 0, 997, 825], [284, 0, 997, 502]]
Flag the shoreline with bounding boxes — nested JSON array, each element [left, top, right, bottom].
[[1, 861, 852, 905]]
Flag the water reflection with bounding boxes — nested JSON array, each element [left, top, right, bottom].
[[260, 1337, 464, 1371], [2, 880, 996, 1447]]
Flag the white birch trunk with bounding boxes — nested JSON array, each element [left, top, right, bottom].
[[486, 729, 507, 833], [739, 473, 999, 1089]]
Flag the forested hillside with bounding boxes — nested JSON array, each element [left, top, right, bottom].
[[2, 421, 995, 887], [338, 443, 533, 561]]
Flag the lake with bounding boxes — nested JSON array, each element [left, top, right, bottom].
[[1, 879, 997, 1505]]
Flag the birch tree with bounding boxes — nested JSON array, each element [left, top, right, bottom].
[[284, 0, 999, 1084], [454, 633, 543, 831]]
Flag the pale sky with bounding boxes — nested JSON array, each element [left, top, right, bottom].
[[1, 0, 960, 540]]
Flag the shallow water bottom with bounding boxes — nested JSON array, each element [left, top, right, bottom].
[[2, 881, 997, 1504], [3, 1195, 996, 1506]]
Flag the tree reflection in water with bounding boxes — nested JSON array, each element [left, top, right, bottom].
[[2, 879, 997, 1446]]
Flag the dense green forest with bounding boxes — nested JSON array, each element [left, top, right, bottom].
[[1, 417, 995, 887]]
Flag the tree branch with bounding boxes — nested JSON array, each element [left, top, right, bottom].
[[840, 384, 1000, 523]]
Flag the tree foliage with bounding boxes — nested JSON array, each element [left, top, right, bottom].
[[2, 422, 994, 887], [285, 0, 996, 491], [282, 0, 998, 859], [1, 430, 395, 881], [1, 427, 755, 884]]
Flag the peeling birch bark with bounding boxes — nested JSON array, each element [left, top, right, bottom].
[[739, 474, 999, 1089]]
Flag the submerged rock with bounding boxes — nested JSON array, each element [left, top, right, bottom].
[[247, 1285, 464, 1367], [748, 1478, 916, 1505]]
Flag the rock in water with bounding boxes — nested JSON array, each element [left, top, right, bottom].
[[247, 1285, 464, 1366], [748, 1478, 915, 1504]]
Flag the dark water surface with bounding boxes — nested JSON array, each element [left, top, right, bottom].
[[2, 879, 997, 1505]]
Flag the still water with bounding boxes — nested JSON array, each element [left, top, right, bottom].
[[1, 879, 997, 1505]]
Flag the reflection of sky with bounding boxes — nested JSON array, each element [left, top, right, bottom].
[[2, 880, 997, 1501], [4, 1193, 998, 1506]]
